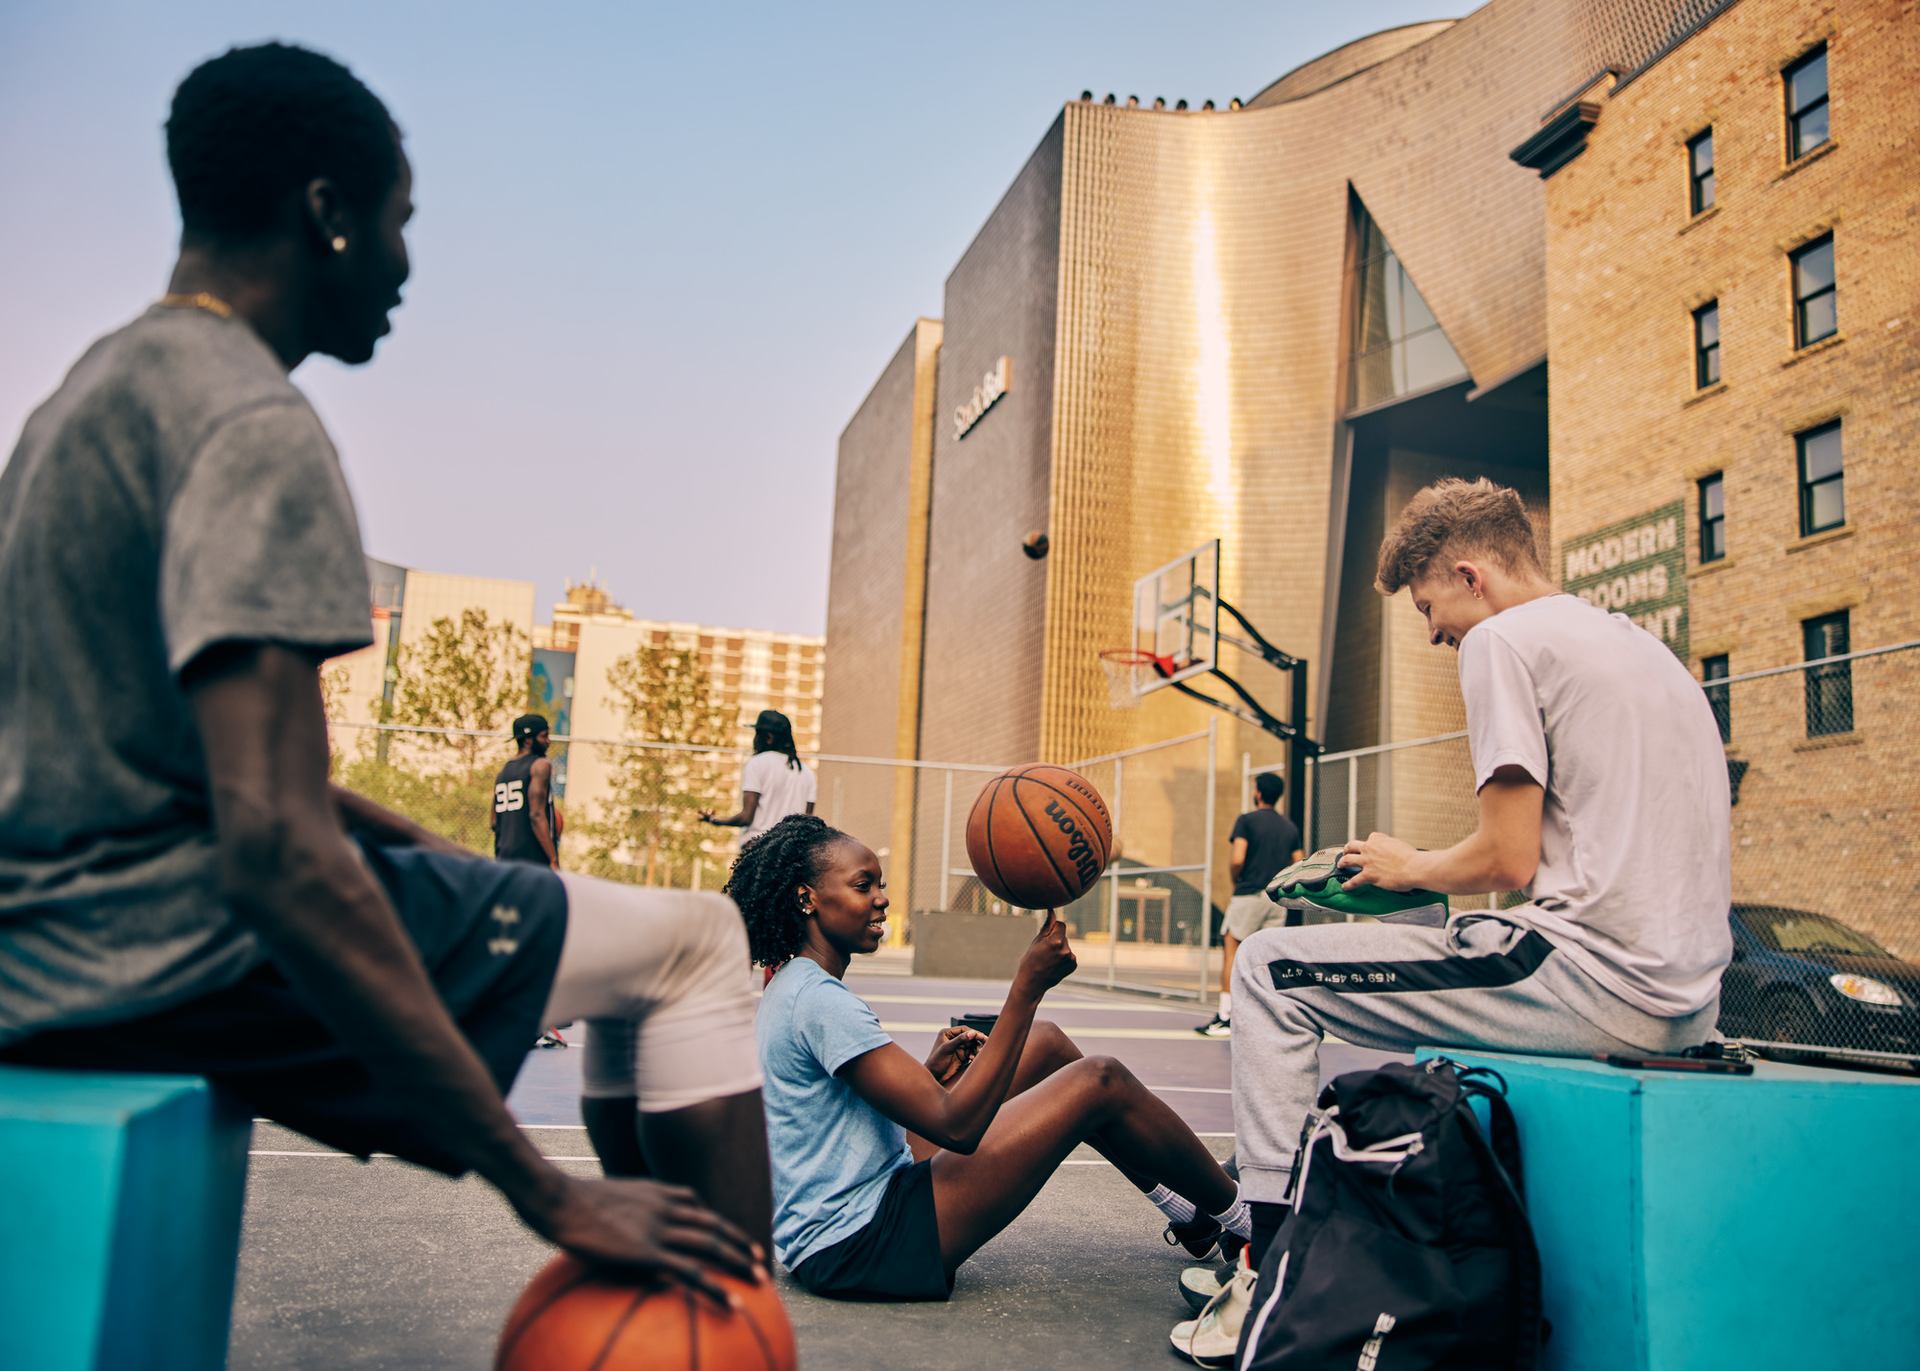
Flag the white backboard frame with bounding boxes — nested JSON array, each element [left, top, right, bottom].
[[1130, 540, 1220, 695]]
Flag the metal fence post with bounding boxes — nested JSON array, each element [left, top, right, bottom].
[[1201, 719, 1218, 1003], [1107, 757, 1124, 990], [1304, 753, 1316, 850], [940, 769, 955, 910], [1346, 756, 1358, 848]]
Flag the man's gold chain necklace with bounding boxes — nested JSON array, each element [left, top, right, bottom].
[[156, 292, 234, 319]]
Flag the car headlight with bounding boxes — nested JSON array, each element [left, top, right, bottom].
[[1828, 973, 1904, 1007]]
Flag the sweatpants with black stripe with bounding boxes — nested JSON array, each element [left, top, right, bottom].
[[1229, 910, 1720, 1204]]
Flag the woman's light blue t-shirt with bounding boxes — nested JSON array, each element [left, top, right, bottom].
[[757, 958, 913, 1268]]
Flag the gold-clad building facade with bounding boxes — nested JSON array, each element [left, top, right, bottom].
[[822, 0, 1915, 919]]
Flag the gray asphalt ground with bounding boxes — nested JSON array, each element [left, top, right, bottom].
[[229, 961, 1395, 1370]]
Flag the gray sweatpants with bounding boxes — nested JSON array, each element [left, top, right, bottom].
[[1229, 910, 1719, 1204]]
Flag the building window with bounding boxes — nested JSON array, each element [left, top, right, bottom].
[[1790, 235, 1836, 347], [1702, 654, 1732, 743], [1693, 301, 1720, 388], [1688, 129, 1715, 214], [1802, 611, 1852, 737], [1796, 421, 1844, 535], [1698, 473, 1726, 562], [1785, 44, 1829, 160], [1347, 201, 1468, 410]]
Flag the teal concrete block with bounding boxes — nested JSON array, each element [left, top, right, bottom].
[[1417, 1049, 1920, 1371], [0, 1067, 252, 1371]]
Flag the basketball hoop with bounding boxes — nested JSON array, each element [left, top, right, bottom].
[[1099, 648, 1168, 710]]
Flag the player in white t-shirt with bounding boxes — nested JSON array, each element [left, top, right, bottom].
[[702, 709, 818, 844], [1175, 478, 1733, 1361]]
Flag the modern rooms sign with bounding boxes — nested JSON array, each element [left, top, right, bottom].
[[953, 356, 1012, 441], [1563, 502, 1688, 659]]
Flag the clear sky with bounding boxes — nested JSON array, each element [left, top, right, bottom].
[[1, 1, 1454, 637]]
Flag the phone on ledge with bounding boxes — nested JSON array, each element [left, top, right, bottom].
[[1597, 1054, 1753, 1075]]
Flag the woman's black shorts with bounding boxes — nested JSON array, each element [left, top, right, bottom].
[[789, 1160, 951, 1301]]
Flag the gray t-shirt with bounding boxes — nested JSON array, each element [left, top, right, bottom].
[[1458, 594, 1732, 1017], [0, 307, 373, 1044]]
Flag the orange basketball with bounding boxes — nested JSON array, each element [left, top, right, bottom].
[[496, 1255, 795, 1371], [965, 764, 1113, 910]]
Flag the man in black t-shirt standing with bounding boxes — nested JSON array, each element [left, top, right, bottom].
[[492, 714, 558, 868], [1196, 772, 1302, 1037]]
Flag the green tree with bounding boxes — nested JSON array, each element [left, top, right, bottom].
[[580, 645, 733, 886], [386, 609, 532, 776], [325, 609, 534, 855]]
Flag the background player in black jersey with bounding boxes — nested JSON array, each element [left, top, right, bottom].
[[493, 713, 559, 869], [493, 715, 569, 1047]]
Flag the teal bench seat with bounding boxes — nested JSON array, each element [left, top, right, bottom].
[[0, 1067, 252, 1371], [1417, 1048, 1920, 1371]]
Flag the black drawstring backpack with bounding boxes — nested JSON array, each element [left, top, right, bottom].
[[1237, 1058, 1545, 1370]]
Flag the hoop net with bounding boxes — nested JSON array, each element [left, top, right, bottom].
[[1099, 649, 1165, 710]]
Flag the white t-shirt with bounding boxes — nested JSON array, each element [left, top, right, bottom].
[[740, 749, 817, 843], [1458, 594, 1732, 1017]]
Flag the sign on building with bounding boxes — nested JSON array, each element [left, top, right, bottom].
[[953, 356, 1012, 441], [1562, 502, 1688, 659]]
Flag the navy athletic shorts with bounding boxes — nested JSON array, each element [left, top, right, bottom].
[[0, 841, 568, 1176], [789, 1160, 951, 1301]]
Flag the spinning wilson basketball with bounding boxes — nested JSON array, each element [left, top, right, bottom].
[[496, 1255, 795, 1371], [965, 764, 1113, 909]]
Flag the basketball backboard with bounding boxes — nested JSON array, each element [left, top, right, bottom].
[[1130, 540, 1219, 695]]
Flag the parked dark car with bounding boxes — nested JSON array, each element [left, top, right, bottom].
[[1719, 904, 1920, 1063]]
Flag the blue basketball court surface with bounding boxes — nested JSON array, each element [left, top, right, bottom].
[[226, 956, 1394, 1370]]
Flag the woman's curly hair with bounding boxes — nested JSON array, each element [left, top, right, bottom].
[[725, 814, 848, 967]]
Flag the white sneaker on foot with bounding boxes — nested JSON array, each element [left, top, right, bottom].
[[1194, 1014, 1233, 1038], [1169, 1248, 1255, 1366]]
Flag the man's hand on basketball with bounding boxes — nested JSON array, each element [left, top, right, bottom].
[[535, 1175, 765, 1307], [1338, 832, 1426, 893], [1014, 909, 1077, 996], [925, 1025, 986, 1085]]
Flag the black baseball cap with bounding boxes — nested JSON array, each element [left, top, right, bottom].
[[750, 709, 793, 735], [512, 713, 549, 743]]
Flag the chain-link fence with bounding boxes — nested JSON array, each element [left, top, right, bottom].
[[331, 642, 1917, 1041], [1709, 640, 1919, 1070], [329, 719, 1223, 998], [1258, 639, 1920, 1069]]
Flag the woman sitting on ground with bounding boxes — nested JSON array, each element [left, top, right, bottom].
[[729, 814, 1249, 1301]]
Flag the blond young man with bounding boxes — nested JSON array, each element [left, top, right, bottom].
[[1174, 478, 1731, 1361]]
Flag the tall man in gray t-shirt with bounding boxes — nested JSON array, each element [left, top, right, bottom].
[[0, 43, 766, 1299]]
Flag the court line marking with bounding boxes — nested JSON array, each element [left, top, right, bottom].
[[879, 1020, 1217, 1042], [250, 1145, 1234, 1161], [855, 992, 1204, 1017]]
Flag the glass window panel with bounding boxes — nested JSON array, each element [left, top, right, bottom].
[[1703, 655, 1731, 743], [1793, 238, 1834, 295], [1800, 424, 1843, 480], [1397, 264, 1438, 336], [1399, 329, 1469, 395], [1350, 347, 1395, 410], [1353, 254, 1393, 356], [1807, 479, 1845, 532], [1695, 304, 1718, 348], [1701, 476, 1724, 520], [1792, 101, 1830, 156], [1699, 345, 1720, 387], [1690, 133, 1714, 176], [1788, 49, 1827, 114], [1695, 169, 1715, 212], [1798, 292, 1837, 345]]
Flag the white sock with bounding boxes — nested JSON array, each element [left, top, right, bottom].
[[1210, 1195, 1253, 1240], [1217, 991, 1232, 1019], [1147, 1184, 1198, 1226]]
